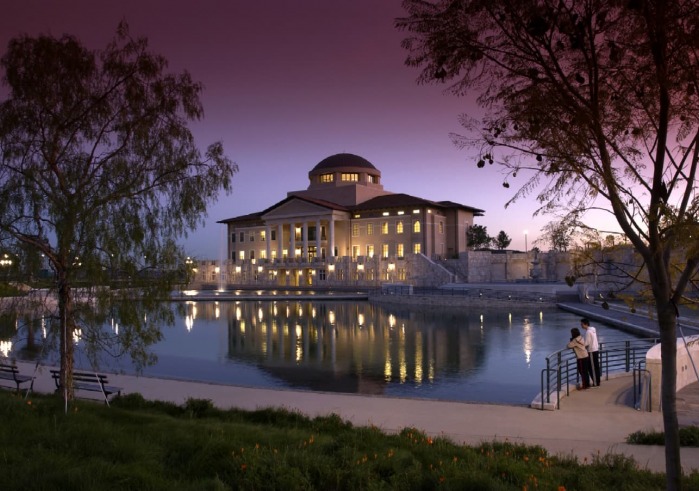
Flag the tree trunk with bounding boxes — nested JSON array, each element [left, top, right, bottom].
[[57, 269, 75, 406], [657, 297, 681, 490]]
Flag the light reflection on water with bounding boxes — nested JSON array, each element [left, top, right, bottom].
[[1, 299, 644, 405], [139, 300, 641, 405]]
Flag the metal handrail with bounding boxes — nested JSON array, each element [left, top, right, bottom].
[[633, 362, 652, 412], [539, 338, 659, 410]]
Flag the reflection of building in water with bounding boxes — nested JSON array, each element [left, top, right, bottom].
[[226, 300, 486, 393]]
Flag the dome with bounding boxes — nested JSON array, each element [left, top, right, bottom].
[[310, 153, 378, 174]]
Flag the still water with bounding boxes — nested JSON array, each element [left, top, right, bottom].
[[69, 299, 642, 406]]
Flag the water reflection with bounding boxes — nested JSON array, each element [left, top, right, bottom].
[[1, 300, 643, 404]]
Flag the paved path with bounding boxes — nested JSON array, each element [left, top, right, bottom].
[[18, 362, 699, 475]]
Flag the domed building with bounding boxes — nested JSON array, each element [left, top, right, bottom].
[[217, 153, 484, 287]]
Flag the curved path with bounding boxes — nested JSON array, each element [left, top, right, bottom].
[[17, 361, 699, 474]]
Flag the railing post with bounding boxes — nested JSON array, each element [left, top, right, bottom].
[[625, 340, 630, 372]]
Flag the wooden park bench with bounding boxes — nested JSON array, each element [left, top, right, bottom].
[[50, 369, 122, 406], [0, 362, 33, 394]]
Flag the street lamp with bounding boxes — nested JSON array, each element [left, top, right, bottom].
[[523, 230, 528, 255]]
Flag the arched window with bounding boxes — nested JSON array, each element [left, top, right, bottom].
[[413, 220, 421, 233], [396, 221, 404, 234]]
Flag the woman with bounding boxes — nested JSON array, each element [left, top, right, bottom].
[[567, 327, 590, 390]]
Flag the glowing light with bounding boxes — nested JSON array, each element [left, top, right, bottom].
[[329, 310, 336, 324]]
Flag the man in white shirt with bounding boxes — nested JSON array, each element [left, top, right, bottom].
[[581, 318, 601, 387]]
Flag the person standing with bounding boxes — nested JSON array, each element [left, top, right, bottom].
[[567, 327, 590, 390], [581, 318, 601, 387]]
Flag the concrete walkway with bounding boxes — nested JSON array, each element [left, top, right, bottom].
[[16, 361, 699, 475]]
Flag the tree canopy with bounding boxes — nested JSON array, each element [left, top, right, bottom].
[[467, 224, 492, 249], [0, 23, 236, 402], [397, 1, 699, 486]]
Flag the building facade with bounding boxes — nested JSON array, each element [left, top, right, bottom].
[[212, 153, 485, 288]]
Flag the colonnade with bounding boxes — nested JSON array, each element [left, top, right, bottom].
[[264, 217, 336, 262]]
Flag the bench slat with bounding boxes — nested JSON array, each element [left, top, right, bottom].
[[0, 363, 33, 392]]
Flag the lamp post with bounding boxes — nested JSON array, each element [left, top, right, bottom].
[[523, 230, 528, 255]]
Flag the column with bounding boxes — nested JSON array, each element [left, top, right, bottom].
[[277, 223, 283, 261], [265, 225, 271, 262], [302, 222, 309, 261], [316, 218, 322, 259], [329, 217, 335, 257], [290, 221, 296, 259]]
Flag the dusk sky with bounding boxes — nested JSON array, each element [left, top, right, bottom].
[[1, 1, 619, 258]]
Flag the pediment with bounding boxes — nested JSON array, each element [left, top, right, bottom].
[[262, 198, 334, 220]]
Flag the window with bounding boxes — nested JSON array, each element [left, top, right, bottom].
[[413, 243, 421, 254], [396, 221, 404, 234], [320, 173, 334, 183], [382, 244, 389, 258], [397, 243, 404, 258], [260, 250, 267, 260], [295, 227, 301, 241], [231, 233, 236, 243], [231, 251, 236, 261], [250, 250, 255, 260], [439, 221, 444, 234], [271, 230, 276, 241], [239, 232, 245, 242], [352, 223, 360, 237], [249, 232, 255, 242], [239, 250, 245, 261], [341, 173, 359, 181], [352, 245, 359, 258], [366, 245, 374, 258], [367, 223, 374, 236], [319, 269, 327, 280], [381, 222, 389, 234], [260, 230, 266, 241], [413, 220, 421, 233], [271, 250, 277, 260], [367, 174, 377, 183]]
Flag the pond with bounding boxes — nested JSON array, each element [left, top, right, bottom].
[[3, 299, 644, 405]]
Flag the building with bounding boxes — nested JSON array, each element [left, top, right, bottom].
[[211, 153, 484, 288]]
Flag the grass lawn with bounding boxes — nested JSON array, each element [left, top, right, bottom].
[[0, 390, 696, 490]]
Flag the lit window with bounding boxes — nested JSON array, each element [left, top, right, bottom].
[[260, 230, 266, 241], [413, 220, 421, 233], [260, 250, 267, 259], [341, 173, 359, 181], [382, 211, 389, 216], [320, 173, 334, 183], [413, 209, 420, 214], [439, 221, 444, 234], [367, 245, 374, 258], [352, 223, 360, 237], [396, 221, 404, 234], [382, 244, 389, 258], [397, 243, 404, 258], [367, 223, 374, 235], [381, 222, 389, 234], [413, 243, 421, 254], [367, 174, 377, 183], [239, 251, 245, 261], [397, 211, 405, 215]]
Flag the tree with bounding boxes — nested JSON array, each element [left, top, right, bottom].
[[538, 219, 576, 252], [397, 1, 699, 487], [467, 224, 492, 249], [0, 24, 236, 405], [494, 230, 512, 250]]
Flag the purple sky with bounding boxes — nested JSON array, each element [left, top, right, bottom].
[[1, 0, 619, 258]]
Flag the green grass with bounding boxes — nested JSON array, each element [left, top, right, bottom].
[[0, 391, 696, 490], [627, 426, 699, 446]]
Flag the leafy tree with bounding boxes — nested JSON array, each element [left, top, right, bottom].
[[0, 24, 236, 404], [467, 224, 492, 249], [494, 230, 511, 250], [397, 1, 699, 486]]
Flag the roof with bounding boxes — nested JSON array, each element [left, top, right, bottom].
[[217, 195, 350, 224], [310, 153, 377, 173], [353, 193, 485, 215]]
